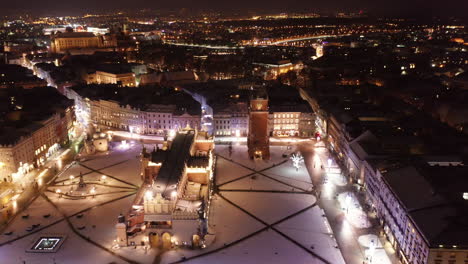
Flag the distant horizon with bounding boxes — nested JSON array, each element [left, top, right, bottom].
[[0, 2, 466, 20]]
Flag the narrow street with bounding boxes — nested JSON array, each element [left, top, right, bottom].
[[299, 140, 398, 264]]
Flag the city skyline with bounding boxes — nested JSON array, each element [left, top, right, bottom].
[[0, 2, 467, 19]]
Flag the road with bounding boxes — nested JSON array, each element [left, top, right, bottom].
[[299, 140, 399, 264]]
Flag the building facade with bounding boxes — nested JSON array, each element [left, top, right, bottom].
[[0, 110, 74, 183], [247, 94, 270, 159], [94, 71, 136, 87], [213, 103, 249, 137], [253, 60, 304, 80], [119, 129, 215, 248], [269, 112, 314, 137], [363, 161, 468, 264], [50, 32, 117, 53], [67, 88, 201, 136]]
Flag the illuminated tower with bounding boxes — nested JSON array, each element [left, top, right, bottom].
[[248, 92, 270, 160], [313, 43, 324, 59]]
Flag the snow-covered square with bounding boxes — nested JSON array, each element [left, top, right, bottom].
[[0, 142, 346, 264]]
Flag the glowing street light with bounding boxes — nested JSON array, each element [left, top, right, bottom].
[[119, 140, 129, 150], [171, 191, 177, 200], [145, 190, 153, 200], [169, 129, 176, 138]]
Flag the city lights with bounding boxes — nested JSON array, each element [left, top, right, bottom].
[[119, 140, 130, 150], [0, 6, 465, 264], [145, 190, 153, 200]]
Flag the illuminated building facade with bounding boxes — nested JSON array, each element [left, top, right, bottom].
[[50, 32, 117, 53], [121, 129, 214, 248], [0, 104, 74, 183], [252, 60, 304, 80], [213, 103, 249, 137], [66, 85, 201, 135], [270, 112, 313, 137], [364, 161, 468, 264], [94, 71, 136, 87], [247, 93, 270, 159]]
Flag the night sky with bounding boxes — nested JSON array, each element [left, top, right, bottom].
[[2, 0, 467, 18]]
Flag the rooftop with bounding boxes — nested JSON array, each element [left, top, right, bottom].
[[382, 162, 468, 248], [0, 64, 45, 86], [70, 84, 201, 116], [53, 32, 96, 39], [153, 130, 195, 198], [0, 86, 73, 145]]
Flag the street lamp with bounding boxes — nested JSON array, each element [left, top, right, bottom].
[[145, 190, 153, 200], [90, 186, 96, 198]]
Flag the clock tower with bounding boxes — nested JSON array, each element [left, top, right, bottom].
[[248, 92, 270, 160]]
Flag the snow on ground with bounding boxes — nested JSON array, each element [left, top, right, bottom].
[[1, 142, 348, 264], [0, 221, 125, 264], [215, 145, 289, 171], [221, 191, 316, 225], [98, 157, 142, 186], [358, 234, 383, 248], [54, 164, 91, 181], [54, 165, 135, 190], [359, 234, 393, 264], [261, 161, 314, 191], [326, 172, 347, 186], [276, 206, 346, 264], [69, 194, 135, 245], [337, 192, 371, 229], [45, 189, 134, 217], [215, 157, 254, 185], [219, 173, 295, 191], [0, 195, 59, 245], [158, 193, 266, 264], [176, 229, 322, 264]]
